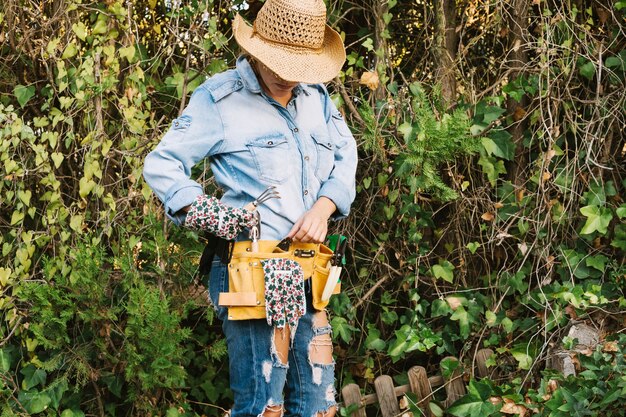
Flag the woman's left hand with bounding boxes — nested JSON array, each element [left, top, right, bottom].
[[287, 197, 336, 243]]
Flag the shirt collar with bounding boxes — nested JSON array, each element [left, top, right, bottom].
[[236, 56, 304, 98], [236, 56, 263, 93]]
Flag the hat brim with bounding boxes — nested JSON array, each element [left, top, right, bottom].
[[233, 14, 346, 84]]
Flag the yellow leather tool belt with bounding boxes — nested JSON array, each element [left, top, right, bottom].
[[218, 240, 340, 320]]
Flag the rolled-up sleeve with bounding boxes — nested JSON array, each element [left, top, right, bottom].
[[143, 86, 224, 225], [317, 89, 358, 219]]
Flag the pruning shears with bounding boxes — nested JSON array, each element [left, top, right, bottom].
[[321, 235, 348, 301]]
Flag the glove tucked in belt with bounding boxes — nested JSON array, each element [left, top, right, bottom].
[[184, 194, 256, 240], [261, 258, 306, 339]]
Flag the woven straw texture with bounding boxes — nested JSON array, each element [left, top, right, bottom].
[[232, 0, 346, 84]]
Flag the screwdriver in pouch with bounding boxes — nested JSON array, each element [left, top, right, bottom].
[[321, 236, 347, 301]]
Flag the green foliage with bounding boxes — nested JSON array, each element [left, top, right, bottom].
[[0, 0, 624, 416], [395, 83, 480, 201]]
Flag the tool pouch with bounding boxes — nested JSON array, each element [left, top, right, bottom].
[[218, 240, 340, 320]]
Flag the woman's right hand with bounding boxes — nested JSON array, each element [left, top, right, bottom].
[[286, 197, 336, 243]]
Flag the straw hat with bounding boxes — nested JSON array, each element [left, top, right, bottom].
[[232, 0, 346, 84]]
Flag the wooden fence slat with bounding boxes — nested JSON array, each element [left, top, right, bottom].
[[374, 375, 401, 417], [475, 348, 495, 379], [341, 383, 366, 417], [408, 366, 432, 417], [441, 356, 466, 408], [350, 375, 444, 407]]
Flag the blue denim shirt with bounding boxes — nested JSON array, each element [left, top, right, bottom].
[[143, 56, 357, 240]]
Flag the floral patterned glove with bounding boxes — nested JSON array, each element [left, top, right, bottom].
[[184, 194, 256, 240], [262, 258, 306, 340]]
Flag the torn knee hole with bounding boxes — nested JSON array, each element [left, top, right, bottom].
[[261, 404, 284, 417], [309, 333, 333, 365], [315, 405, 338, 417], [272, 327, 290, 365]]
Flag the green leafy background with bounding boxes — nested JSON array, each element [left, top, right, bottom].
[[0, 0, 625, 416]]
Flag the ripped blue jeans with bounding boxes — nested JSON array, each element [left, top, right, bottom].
[[209, 258, 337, 417]]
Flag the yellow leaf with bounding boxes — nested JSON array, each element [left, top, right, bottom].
[[10, 211, 24, 226], [17, 190, 31, 206], [70, 214, 84, 233], [359, 71, 379, 90], [0, 267, 12, 287], [79, 177, 96, 198], [481, 212, 495, 221], [62, 42, 78, 59], [51, 152, 64, 168]]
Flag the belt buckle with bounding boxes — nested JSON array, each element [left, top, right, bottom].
[[294, 249, 316, 258]]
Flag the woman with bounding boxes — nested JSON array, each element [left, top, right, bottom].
[[143, 0, 357, 416]]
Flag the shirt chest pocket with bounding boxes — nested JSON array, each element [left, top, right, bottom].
[[247, 134, 291, 184], [311, 132, 335, 182]]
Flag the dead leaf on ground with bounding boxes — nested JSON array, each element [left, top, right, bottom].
[[482, 212, 495, 221], [501, 398, 527, 416], [565, 305, 578, 320]]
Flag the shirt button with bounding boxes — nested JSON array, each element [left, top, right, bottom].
[[293, 127, 299, 133], [304, 156, 310, 161], [236, 80, 243, 86], [304, 190, 309, 195]]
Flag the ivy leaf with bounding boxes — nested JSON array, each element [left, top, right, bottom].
[[503, 81, 525, 102], [605, 55, 625, 71], [14, 85, 36, 108], [450, 305, 470, 339], [481, 106, 506, 124], [585, 255, 607, 272], [478, 155, 506, 186], [487, 129, 515, 160], [466, 241, 480, 254], [440, 357, 460, 379], [397, 122, 414, 142], [580, 205, 613, 235], [21, 365, 47, 390], [579, 60, 596, 80], [616, 206, 626, 219], [18, 391, 52, 414], [387, 331, 408, 361], [503, 271, 528, 294], [47, 379, 69, 410], [331, 316, 357, 343], [431, 299, 452, 317], [72, 22, 88, 41], [447, 380, 497, 417], [62, 42, 78, 59], [0, 347, 15, 372], [365, 327, 386, 351], [512, 350, 533, 370], [432, 262, 454, 283], [429, 402, 444, 417], [361, 38, 374, 51]]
